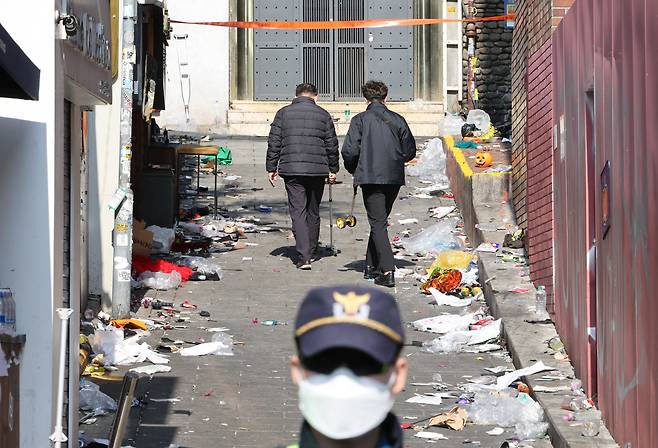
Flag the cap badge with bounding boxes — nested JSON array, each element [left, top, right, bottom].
[[332, 291, 371, 319]]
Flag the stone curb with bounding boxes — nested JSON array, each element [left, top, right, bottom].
[[442, 136, 618, 448]]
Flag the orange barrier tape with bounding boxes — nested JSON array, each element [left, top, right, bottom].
[[171, 14, 514, 30]]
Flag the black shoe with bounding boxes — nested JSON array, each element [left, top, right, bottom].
[[374, 271, 395, 288], [364, 265, 380, 279], [295, 259, 312, 270]]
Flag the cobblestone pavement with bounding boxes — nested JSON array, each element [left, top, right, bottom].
[[104, 138, 550, 448]]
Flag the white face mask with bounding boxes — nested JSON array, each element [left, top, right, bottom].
[[297, 367, 396, 440]]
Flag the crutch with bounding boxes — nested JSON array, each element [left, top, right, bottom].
[[327, 183, 339, 256]]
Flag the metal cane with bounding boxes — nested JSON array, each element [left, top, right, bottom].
[[328, 183, 338, 255]]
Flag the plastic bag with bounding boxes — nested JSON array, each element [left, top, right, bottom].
[[439, 113, 466, 137], [138, 270, 182, 290], [428, 250, 473, 272], [179, 256, 223, 278], [79, 379, 118, 415], [407, 138, 449, 187], [146, 225, 175, 254], [412, 313, 476, 334], [89, 326, 169, 366], [180, 332, 234, 357], [424, 319, 501, 353], [468, 392, 545, 429], [466, 109, 491, 132], [515, 421, 549, 440], [403, 218, 463, 255]]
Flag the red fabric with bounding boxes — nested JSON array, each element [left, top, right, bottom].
[[132, 256, 193, 283]]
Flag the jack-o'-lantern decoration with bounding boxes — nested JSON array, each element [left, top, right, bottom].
[[422, 269, 463, 293], [474, 151, 493, 168]]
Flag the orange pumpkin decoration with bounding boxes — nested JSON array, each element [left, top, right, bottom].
[[474, 151, 493, 168], [422, 269, 463, 293]]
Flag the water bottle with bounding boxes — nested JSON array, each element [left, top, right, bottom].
[[3, 289, 15, 332], [535, 285, 547, 315], [0, 289, 6, 332]]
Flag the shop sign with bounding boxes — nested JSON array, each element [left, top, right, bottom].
[[66, 11, 111, 70], [62, 0, 112, 104]]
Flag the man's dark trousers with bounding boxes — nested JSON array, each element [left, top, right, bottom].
[[284, 176, 326, 261], [362, 184, 400, 273]]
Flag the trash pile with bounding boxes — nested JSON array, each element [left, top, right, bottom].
[[78, 304, 235, 425], [396, 145, 556, 445]]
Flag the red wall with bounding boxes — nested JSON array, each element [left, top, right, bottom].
[[525, 40, 554, 303], [553, 0, 658, 446]]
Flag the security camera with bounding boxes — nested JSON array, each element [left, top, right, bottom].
[[57, 14, 80, 37]]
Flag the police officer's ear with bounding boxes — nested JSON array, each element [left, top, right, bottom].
[[390, 357, 408, 395], [290, 355, 303, 385]]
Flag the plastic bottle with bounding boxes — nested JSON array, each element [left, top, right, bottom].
[[0, 289, 6, 332], [3, 289, 15, 332], [535, 285, 547, 315]]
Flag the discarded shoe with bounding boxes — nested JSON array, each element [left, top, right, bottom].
[[375, 271, 395, 288]]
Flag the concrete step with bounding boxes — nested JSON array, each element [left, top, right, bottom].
[[227, 109, 445, 124], [229, 100, 444, 114], [227, 100, 443, 137], [226, 121, 439, 138]]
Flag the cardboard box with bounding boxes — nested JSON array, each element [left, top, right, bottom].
[[132, 220, 153, 257]]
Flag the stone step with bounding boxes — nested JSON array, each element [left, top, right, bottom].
[[227, 109, 445, 124], [229, 100, 444, 114], [226, 121, 439, 138]]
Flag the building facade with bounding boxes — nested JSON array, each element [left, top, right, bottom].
[[0, 0, 114, 445], [159, 0, 467, 136]]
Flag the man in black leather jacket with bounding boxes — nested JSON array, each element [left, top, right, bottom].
[[341, 81, 417, 287], [266, 83, 339, 270]]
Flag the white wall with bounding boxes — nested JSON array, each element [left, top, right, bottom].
[[88, 82, 121, 312], [0, 3, 59, 447], [158, 0, 230, 133]]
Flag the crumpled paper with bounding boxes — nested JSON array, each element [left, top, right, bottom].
[[428, 406, 468, 431]]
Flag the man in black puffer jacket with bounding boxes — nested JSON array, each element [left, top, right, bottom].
[[266, 83, 339, 270], [341, 81, 417, 287]]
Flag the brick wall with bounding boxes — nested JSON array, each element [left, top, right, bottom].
[[510, 0, 552, 231], [525, 39, 554, 300]]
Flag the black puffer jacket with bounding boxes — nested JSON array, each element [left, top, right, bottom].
[[341, 102, 416, 185], [266, 96, 339, 176]]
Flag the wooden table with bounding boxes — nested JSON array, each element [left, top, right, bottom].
[[176, 145, 219, 218]]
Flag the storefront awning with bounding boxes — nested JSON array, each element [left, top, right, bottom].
[[0, 23, 40, 101]]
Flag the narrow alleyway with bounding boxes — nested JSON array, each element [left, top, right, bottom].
[[95, 138, 551, 447]]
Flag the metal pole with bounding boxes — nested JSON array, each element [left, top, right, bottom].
[[112, 0, 137, 319], [108, 372, 140, 448], [50, 308, 74, 447]]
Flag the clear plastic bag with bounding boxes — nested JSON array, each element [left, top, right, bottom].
[[439, 113, 466, 137], [79, 379, 118, 415], [407, 138, 449, 186], [468, 392, 545, 432], [466, 109, 491, 132], [138, 270, 182, 290], [179, 256, 223, 278], [179, 332, 234, 357], [403, 218, 463, 255], [146, 225, 175, 254]]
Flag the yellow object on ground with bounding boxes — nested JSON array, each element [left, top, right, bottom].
[[110, 319, 148, 331], [427, 250, 473, 273]]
